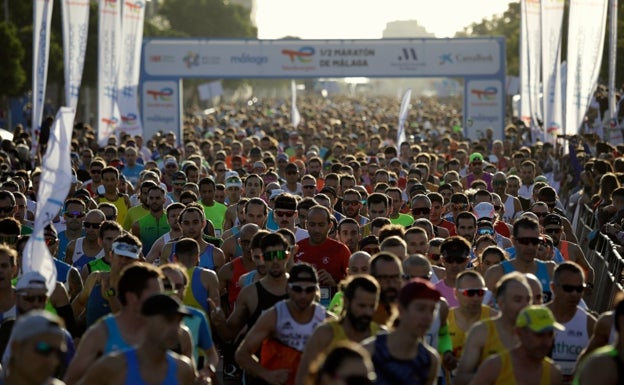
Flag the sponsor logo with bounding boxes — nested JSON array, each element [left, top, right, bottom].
[[121, 113, 138, 125], [439, 53, 453, 65], [104, 0, 117, 8], [101, 117, 118, 128], [230, 53, 268, 66], [125, 0, 144, 12], [471, 87, 498, 100], [391, 47, 425, 71], [149, 55, 175, 63], [440, 52, 494, 65], [183, 51, 200, 69], [146, 88, 173, 101], [282, 46, 315, 63]]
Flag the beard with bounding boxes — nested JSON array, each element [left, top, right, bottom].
[[346, 310, 372, 332]]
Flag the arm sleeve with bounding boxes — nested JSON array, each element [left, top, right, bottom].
[[437, 323, 452, 354]]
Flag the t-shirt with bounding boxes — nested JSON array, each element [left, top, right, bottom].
[[201, 201, 227, 235], [295, 238, 350, 285], [434, 280, 458, 307]]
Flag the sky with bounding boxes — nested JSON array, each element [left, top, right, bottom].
[[255, 0, 515, 40]]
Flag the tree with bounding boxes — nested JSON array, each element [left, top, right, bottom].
[[0, 21, 26, 97]]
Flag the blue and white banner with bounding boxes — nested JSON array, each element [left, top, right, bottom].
[[32, 0, 54, 156], [397, 88, 411, 153], [291, 80, 300, 128], [117, 0, 145, 138], [520, 0, 542, 135], [97, 0, 121, 146], [541, 0, 565, 142], [61, 0, 90, 111], [565, 0, 608, 136], [22, 108, 74, 296]]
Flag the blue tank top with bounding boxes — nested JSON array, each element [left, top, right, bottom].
[[501, 259, 553, 302], [372, 333, 432, 385], [54, 258, 72, 284], [86, 282, 112, 327], [123, 348, 178, 385], [198, 244, 215, 270], [103, 315, 132, 354]]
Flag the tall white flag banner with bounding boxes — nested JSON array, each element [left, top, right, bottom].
[[519, 0, 542, 135], [22, 108, 74, 296], [61, 0, 90, 111], [32, 0, 54, 157], [397, 88, 412, 155], [117, 0, 145, 137], [291, 80, 300, 128], [541, 0, 565, 142], [97, 0, 122, 146], [565, 0, 608, 136]]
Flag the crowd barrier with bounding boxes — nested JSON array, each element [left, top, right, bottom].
[[574, 203, 624, 313]]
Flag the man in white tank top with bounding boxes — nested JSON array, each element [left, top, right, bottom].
[[546, 261, 596, 383]]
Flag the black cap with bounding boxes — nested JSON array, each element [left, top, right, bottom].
[[173, 171, 187, 180], [440, 236, 471, 257], [141, 294, 192, 318], [543, 213, 563, 227], [288, 263, 318, 284]]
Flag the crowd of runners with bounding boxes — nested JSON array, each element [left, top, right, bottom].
[[0, 94, 622, 385]]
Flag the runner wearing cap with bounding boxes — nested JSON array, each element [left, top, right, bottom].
[[235, 263, 334, 385], [470, 305, 563, 385], [364, 278, 441, 385], [76, 294, 196, 385], [2, 311, 67, 385], [461, 153, 493, 192]]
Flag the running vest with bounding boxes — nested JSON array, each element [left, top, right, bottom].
[[494, 350, 552, 385], [71, 238, 105, 270], [448, 305, 492, 359], [54, 259, 73, 288], [247, 282, 289, 330], [327, 320, 381, 350], [198, 244, 216, 271], [86, 281, 111, 327], [372, 333, 432, 385], [183, 267, 209, 315], [136, 213, 170, 255], [273, 300, 327, 352], [103, 315, 132, 354], [552, 307, 590, 380], [227, 257, 248, 308], [502, 195, 517, 223], [99, 194, 129, 226], [501, 260, 552, 302], [480, 318, 506, 365], [123, 348, 178, 385]]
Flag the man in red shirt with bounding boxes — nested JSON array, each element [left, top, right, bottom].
[[295, 205, 351, 307]]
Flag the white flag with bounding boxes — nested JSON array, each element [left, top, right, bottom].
[[117, 0, 145, 138], [397, 89, 412, 155], [61, 0, 90, 111], [291, 80, 300, 128], [565, 0, 608, 136], [97, 0, 121, 146], [32, 0, 54, 157], [541, 0, 565, 142], [22, 108, 74, 295], [520, 0, 542, 136]]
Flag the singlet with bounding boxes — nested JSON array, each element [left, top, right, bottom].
[[242, 270, 258, 288], [168, 241, 216, 271], [201, 200, 227, 234], [136, 213, 170, 255], [494, 350, 552, 385], [501, 260, 552, 302], [372, 333, 432, 385], [183, 267, 210, 315], [103, 315, 132, 354], [123, 348, 178, 385], [71, 238, 105, 270], [183, 306, 214, 364], [99, 194, 129, 226], [327, 320, 381, 349], [466, 172, 493, 191], [247, 282, 289, 330], [86, 281, 112, 327], [448, 305, 492, 358], [502, 195, 518, 223], [572, 345, 624, 385], [273, 300, 327, 352], [227, 257, 249, 308], [87, 258, 111, 275], [480, 318, 506, 365], [54, 258, 74, 288], [552, 307, 590, 379]]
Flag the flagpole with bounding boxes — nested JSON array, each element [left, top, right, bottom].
[[608, 0, 617, 122]]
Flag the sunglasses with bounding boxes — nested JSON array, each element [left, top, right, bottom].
[[443, 255, 468, 264], [289, 284, 318, 294], [471, 161, 483, 166], [286, 171, 298, 175], [19, 294, 47, 303], [494, 205, 502, 211], [263, 250, 288, 261], [274, 210, 296, 218], [412, 207, 431, 215], [460, 288, 486, 297], [428, 253, 441, 261], [343, 201, 360, 207], [64, 210, 85, 219], [34, 341, 65, 358], [558, 284, 585, 293], [545, 201, 557, 208], [362, 247, 380, 255], [90, 169, 102, 174], [302, 185, 316, 189], [84, 222, 102, 229], [453, 203, 468, 211], [544, 228, 561, 234], [532, 212, 548, 217], [515, 237, 541, 245], [0, 206, 14, 214], [493, 181, 507, 186]]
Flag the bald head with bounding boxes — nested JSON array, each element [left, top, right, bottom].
[[348, 251, 371, 275]]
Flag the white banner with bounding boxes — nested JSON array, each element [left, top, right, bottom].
[[397, 89, 411, 154], [117, 0, 145, 138], [141, 80, 181, 141], [61, 0, 90, 111], [32, 0, 54, 156], [22, 108, 74, 295], [541, 0, 565, 142], [565, 0, 608, 136], [291, 80, 300, 128], [465, 80, 505, 140], [519, 0, 542, 134], [97, 0, 122, 146], [198, 81, 224, 101]]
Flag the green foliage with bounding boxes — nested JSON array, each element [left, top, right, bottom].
[[158, 0, 257, 38], [0, 21, 25, 97]]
